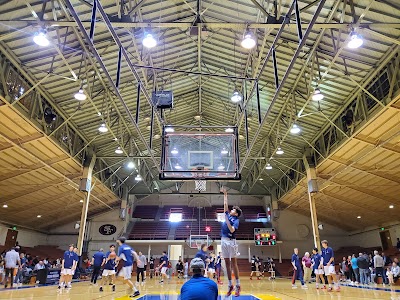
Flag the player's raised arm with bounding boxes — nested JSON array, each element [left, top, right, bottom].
[[223, 187, 228, 212]]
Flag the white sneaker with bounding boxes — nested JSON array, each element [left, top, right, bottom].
[[302, 285, 308, 289], [67, 284, 72, 288], [292, 284, 298, 289]]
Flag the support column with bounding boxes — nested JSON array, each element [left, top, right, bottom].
[[77, 153, 96, 255], [148, 244, 151, 260], [303, 152, 321, 250]]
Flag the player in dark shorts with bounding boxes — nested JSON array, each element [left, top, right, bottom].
[[215, 252, 222, 284], [149, 256, 155, 278]]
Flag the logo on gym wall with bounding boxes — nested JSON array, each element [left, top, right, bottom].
[[99, 224, 117, 235]]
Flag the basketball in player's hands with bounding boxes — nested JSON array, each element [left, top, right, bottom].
[[109, 252, 117, 259]]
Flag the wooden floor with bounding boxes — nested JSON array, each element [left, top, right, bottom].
[[0, 277, 399, 300]]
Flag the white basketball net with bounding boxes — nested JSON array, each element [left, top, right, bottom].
[[195, 180, 206, 192]]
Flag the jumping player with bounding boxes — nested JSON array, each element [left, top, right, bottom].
[[311, 247, 325, 289], [100, 244, 117, 292], [215, 252, 222, 284], [58, 244, 77, 289], [221, 187, 242, 297], [116, 236, 140, 298], [321, 240, 340, 291]]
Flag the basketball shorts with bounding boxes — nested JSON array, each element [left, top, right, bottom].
[[314, 268, 324, 275], [251, 266, 257, 271], [61, 268, 73, 275], [161, 267, 168, 275], [221, 237, 238, 259], [324, 265, 335, 275], [208, 268, 215, 273], [102, 269, 116, 276], [119, 266, 133, 280]]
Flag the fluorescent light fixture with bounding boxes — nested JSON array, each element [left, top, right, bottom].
[[217, 164, 225, 170], [239, 134, 244, 140], [127, 161, 135, 169], [276, 147, 284, 155], [169, 212, 182, 223], [389, 205, 394, 209], [74, 89, 87, 101], [37, 215, 42, 218], [135, 174, 142, 181], [171, 147, 178, 155], [80, 199, 83, 203], [221, 148, 228, 154], [165, 127, 174, 133], [175, 164, 182, 170], [290, 123, 301, 134], [143, 33, 157, 48], [2, 204, 8, 208], [146, 125, 152, 130], [194, 114, 202, 121], [115, 147, 123, 154], [259, 178, 263, 181], [312, 88, 324, 101], [357, 216, 361, 219], [144, 116, 151, 122], [241, 32, 256, 49], [33, 31, 50, 47], [154, 134, 160, 139], [97, 112, 102, 116], [231, 91, 242, 102], [98, 123, 108, 133], [265, 163, 272, 170], [348, 32, 363, 49], [225, 128, 234, 133]]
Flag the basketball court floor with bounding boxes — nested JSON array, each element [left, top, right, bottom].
[[0, 278, 399, 300]]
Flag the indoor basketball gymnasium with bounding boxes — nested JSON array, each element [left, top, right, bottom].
[[0, 0, 399, 300]]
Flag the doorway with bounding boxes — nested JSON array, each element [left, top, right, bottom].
[[5, 229, 18, 249], [380, 230, 392, 250]]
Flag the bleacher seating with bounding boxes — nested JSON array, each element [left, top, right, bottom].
[[132, 205, 158, 219], [129, 222, 170, 240], [240, 206, 265, 219], [235, 222, 264, 239]]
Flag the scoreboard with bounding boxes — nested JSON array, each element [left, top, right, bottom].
[[254, 228, 277, 246]]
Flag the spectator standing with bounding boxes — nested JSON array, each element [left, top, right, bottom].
[[396, 238, 400, 252], [302, 252, 312, 284], [136, 251, 147, 284], [340, 256, 349, 281], [373, 250, 387, 285], [291, 248, 307, 289], [351, 254, 359, 284], [357, 253, 369, 285], [180, 258, 218, 300], [14, 252, 26, 286], [91, 248, 105, 285], [382, 252, 392, 267], [3, 247, 21, 288]]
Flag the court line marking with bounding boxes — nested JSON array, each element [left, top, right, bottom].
[[340, 283, 400, 293]]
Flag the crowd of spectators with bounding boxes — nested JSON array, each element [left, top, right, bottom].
[[0, 245, 63, 288]]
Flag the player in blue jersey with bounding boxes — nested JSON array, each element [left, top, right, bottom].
[[291, 248, 307, 289], [215, 252, 222, 284], [321, 240, 340, 291], [58, 244, 77, 289], [100, 244, 117, 292], [221, 187, 242, 297], [207, 252, 216, 279], [91, 248, 105, 285], [195, 244, 209, 264], [157, 251, 169, 284], [311, 247, 325, 289], [116, 237, 140, 298]]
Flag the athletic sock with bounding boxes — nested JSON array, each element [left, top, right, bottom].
[[236, 279, 240, 286], [228, 280, 232, 286]]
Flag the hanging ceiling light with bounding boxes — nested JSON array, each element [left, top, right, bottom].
[[154, 134, 161, 139], [217, 164, 225, 171], [80, 199, 83, 203], [347, 31, 363, 49], [135, 174, 142, 181], [146, 124, 152, 130], [2, 204, 8, 208], [33, 30, 50, 47], [312, 88, 324, 101], [231, 90, 242, 103], [171, 147, 178, 155], [225, 128, 234, 133], [221, 147, 229, 155], [175, 163, 182, 170], [98, 123, 108, 133], [276, 147, 284, 155], [127, 161, 135, 169], [265, 163, 272, 170], [143, 33, 157, 48], [37, 215, 42, 218], [290, 123, 301, 134], [239, 134, 244, 140], [144, 115, 151, 122], [194, 114, 202, 121], [115, 147, 123, 154], [241, 31, 256, 49], [165, 127, 174, 133], [74, 89, 87, 101]]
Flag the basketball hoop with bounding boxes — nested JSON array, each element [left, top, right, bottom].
[[195, 180, 206, 192]]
